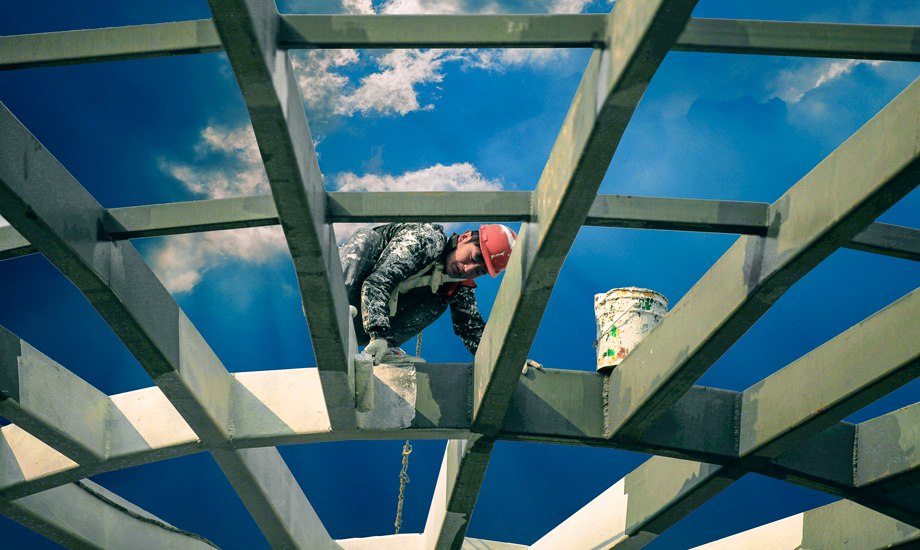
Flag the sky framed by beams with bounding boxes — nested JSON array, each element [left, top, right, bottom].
[[1, 0, 919, 548]]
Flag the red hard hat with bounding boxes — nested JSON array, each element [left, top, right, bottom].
[[480, 224, 517, 277]]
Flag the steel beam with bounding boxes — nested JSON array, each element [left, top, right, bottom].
[[433, 1, 700, 547], [687, 499, 920, 550], [0, 479, 219, 550], [530, 456, 735, 550], [739, 287, 920, 460], [206, 0, 356, 429], [212, 447, 343, 550], [0, 326, 111, 464], [7, 194, 915, 263], [280, 14, 606, 49], [0, 20, 222, 71], [607, 74, 920, 440], [847, 222, 920, 262], [676, 18, 920, 62], [0, 102, 233, 445]]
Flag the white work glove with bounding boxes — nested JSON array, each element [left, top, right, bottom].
[[522, 359, 544, 374], [364, 338, 389, 365]]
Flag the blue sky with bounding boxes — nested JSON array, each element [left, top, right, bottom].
[[1, 0, 919, 548]]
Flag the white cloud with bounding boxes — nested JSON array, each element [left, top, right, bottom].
[[332, 162, 506, 241], [152, 126, 289, 294], [773, 59, 885, 103], [336, 49, 460, 116], [290, 0, 595, 120]]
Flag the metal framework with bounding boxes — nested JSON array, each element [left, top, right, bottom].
[[1, 1, 919, 548]]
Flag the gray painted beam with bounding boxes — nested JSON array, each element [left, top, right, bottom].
[[0, 326, 110, 464], [280, 14, 606, 49], [2, 17, 919, 73], [856, 401, 920, 491], [444, 1, 700, 547], [206, 0, 356, 429], [8, 195, 916, 263], [846, 222, 920, 262], [739, 287, 920, 460], [0, 225, 34, 261], [0, 20, 222, 71], [687, 499, 920, 550], [607, 74, 920, 441], [0, 480, 219, 550], [103, 195, 279, 239], [0, 102, 233, 445], [212, 448, 344, 550], [473, 0, 700, 433], [676, 18, 920, 62], [531, 456, 735, 549]]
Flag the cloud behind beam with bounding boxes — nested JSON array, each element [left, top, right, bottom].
[[151, 126, 505, 293]]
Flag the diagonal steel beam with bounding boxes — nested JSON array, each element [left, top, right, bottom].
[[0, 102, 336, 550], [212, 448, 344, 550], [607, 74, 920, 440], [0, 102, 232, 445], [687, 499, 920, 550], [0, 479, 220, 550], [0, 326, 113, 464], [428, 0, 700, 548], [206, 0, 356, 430]]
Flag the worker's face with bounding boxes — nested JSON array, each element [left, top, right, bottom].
[[446, 232, 489, 280]]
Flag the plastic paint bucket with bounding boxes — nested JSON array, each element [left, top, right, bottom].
[[594, 287, 668, 372]]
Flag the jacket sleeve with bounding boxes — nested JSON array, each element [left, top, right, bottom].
[[448, 285, 486, 356], [361, 224, 446, 340]]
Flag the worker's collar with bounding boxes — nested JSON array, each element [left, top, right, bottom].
[[441, 233, 460, 261]]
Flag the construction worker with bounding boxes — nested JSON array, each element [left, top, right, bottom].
[[339, 222, 524, 365]]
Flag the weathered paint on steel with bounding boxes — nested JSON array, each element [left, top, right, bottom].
[[607, 73, 920, 441], [0, 480, 219, 549], [207, 0, 355, 432], [0, 328, 110, 463], [740, 287, 920, 459], [281, 14, 606, 49], [676, 18, 920, 62], [212, 447, 344, 550], [856, 401, 920, 487], [800, 499, 920, 549], [0, 19, 222, 71], [848, 222, 920, 262]]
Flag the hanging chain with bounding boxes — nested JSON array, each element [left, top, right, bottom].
[[394, 441, 412, 534], [415, 331, 423, 357]]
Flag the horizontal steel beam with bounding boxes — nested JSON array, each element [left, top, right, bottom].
[[3, 17, 919, 72], [0, 19, 221, 71], [676, 18, 920, 62]]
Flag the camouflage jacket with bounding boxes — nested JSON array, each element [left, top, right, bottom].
[[362, 223, 486, 355]]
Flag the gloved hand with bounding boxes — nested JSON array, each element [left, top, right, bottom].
[[364, 338, 389, 365], [522, 359, 544, 374]]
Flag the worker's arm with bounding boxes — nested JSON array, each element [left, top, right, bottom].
[[448, 285, 486, 356], [361, 224, 446, 341]]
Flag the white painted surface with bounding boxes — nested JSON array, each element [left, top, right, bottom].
[[688, 513, 804, 550], [530, 478, 629, 550], [0, 424, 77, 485], [109, 387, 198, 451], [338, 533, 421, 549], [357, 364, 418, 430], [233, 368, 332, 435]]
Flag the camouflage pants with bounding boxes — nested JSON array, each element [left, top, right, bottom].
[[339, 228, 448, 348]]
